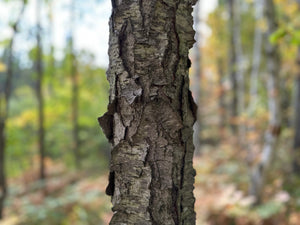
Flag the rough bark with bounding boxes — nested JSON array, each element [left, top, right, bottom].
[[0, 1, 26, 218], [292, 0, 300, 173], [70, 0, 80, 169], [98, 0, 197, 224], [228, 0, 238, 133], [191, 1, 201, 153], [36, 0, 45, 180], [249, 0, 281, 203]]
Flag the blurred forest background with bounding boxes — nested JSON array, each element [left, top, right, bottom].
[[0, 0, 300, 224]]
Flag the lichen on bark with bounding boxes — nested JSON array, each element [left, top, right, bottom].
[[99, 0, 198, 224]]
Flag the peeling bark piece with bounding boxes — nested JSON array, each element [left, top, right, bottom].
[[106, 171, 115, 196], [113, 113, 126, 145], [98, 100, 116, 143], [98, 113, 113, 142], [121, 80, 142, 104]]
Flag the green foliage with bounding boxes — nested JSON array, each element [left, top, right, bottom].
[[270, 26, 300, 45], [255, 201, 283, 219], [0, 39, 10, 47], [4, 45, 109, 177], [18, 185, 110, 225], [290, 30, 300, 45], [270, 28, 287, 44]]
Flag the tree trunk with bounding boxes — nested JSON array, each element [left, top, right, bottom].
[[248, 0, 263, 115], [233, 0, 245, 139], [191, 1, 201, 153], [228, 0, 238, 133], [217, 58, 226, 131], [0, 121, 6, 220], [293, 60, 300, 172], [48, 0, 55, 94], [249, 0, 281, 204], [36, 0, 45, 180], [228, 0, 245, 137], [292, 0, 300, 173], [98, 0, 197, 224], [246, 0, 263, 174], [0, 2, 26, 218], [70, 0, 80, 169]]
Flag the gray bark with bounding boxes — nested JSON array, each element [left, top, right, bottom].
[[249, 0, 281, 203], [98, 0, 197, 224], [0, 1, 26, 218]]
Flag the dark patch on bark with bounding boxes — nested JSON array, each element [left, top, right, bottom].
[[187, 58, 191, 68], [105, 171, 115, 196], [188, 89, 198, 120], [98, 100, 116, 143]]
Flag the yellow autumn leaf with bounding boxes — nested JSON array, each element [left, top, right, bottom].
[[257, 18, 268, 32], [0, 93, 6, 117], [0, 215, 19, 225], [9, 110, 37, 127], [0, 61, 6, 72]]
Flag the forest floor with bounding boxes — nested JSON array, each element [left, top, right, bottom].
[[0, 139, 298, 225], [0, 145, 243, 225]]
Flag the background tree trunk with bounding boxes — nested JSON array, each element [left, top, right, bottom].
[[233, 0, 245, 140], [0, 1, 26, 218], [246, 0, 263, 175], [228, 0, 238, 133], [48, 0, 55, 94], [249, 0, 281, 203], [98, 0, 197, 224], [217, 57, 226, 131], [293, 55, 300, 172], [0, 120, 6, 219], [292, 0, 300, 173], [70, 0, 80, 169], [248, 0, 263, 115], [36, 0, 45, 180]]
